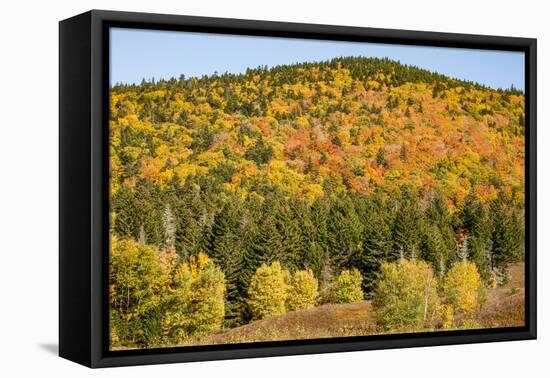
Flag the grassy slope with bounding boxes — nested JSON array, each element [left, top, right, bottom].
[[479, 262, 525, 328], [193, 263, 525, 346]]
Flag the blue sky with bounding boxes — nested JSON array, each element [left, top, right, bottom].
[[110, 28, 525, 91]]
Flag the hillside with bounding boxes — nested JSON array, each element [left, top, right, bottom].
[[110, 56, 524, 204], [109, 57, 525, 349], [193, 263, 525, 346]]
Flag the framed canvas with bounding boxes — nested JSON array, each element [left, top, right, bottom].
[[59, 9, 537, 368]]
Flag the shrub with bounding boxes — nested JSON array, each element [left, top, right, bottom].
[[440, 304, 455, 330], [332, 268, 364, 304], [287, 269, 319, 311], [248, 261, 290, 320], [442, 260, 483, 317], [373, 259, 439, 331]]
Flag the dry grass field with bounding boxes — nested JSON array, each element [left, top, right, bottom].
[[200, 301, 376, 345], [479, 263, 525, 329]]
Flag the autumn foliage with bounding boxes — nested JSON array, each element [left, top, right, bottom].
[[110, 241, 225, 348], [247, 261, 290, 320], [109, 56, 525, 348], [373, 259, 439, 331], [110, 57, 524, 204], [287, 269, 319, 311], [332, 269, 364, 304], [442, 260, 484, 318]]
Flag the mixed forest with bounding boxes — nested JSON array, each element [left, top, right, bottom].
[[108, 56, 525, 349]]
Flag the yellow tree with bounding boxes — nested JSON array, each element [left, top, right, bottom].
[[373, 259, 439, 332], [247, 261, 290, 320], [162, 252, 226, 342], [109, 237, 170, 347], [188, 252, 226, 335], [332, 268, 364, 304], [441, 260, 484, 324], [287, 269, 319, 311]]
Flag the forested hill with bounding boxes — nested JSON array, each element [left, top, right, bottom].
[[112, 56, 523, 94], [109, 56, 525, 328], [110, 56, 524, 204]]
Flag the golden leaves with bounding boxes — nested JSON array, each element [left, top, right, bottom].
[[109, 60, 525, 205]]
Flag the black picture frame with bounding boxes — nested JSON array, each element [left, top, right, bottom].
[[59, 9, 537, 368]]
